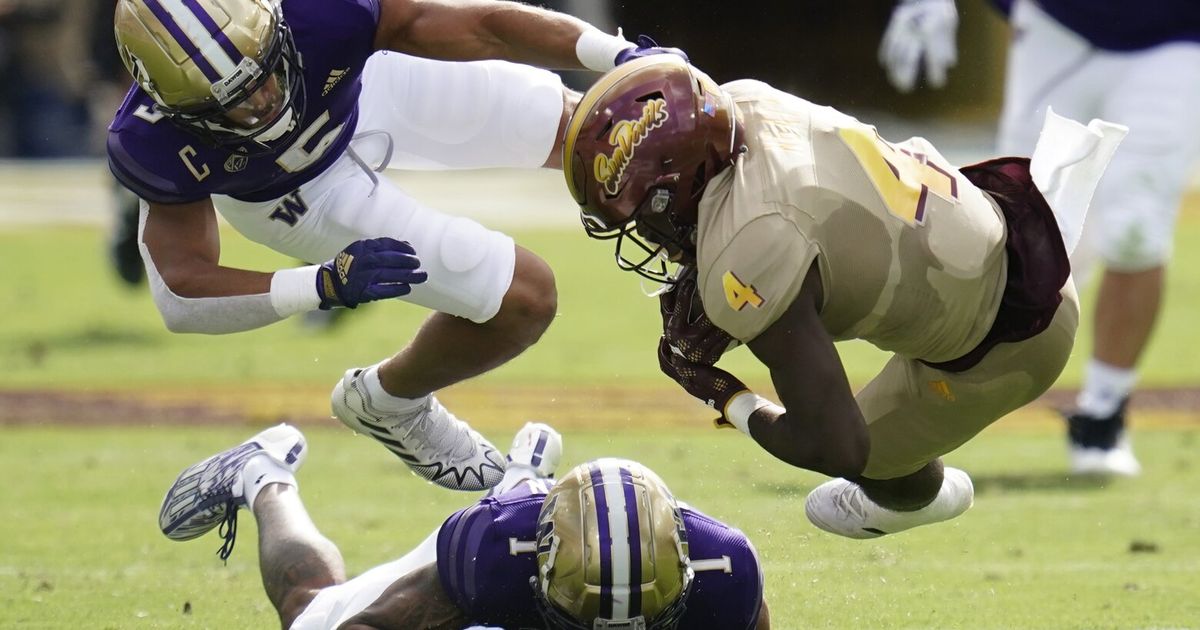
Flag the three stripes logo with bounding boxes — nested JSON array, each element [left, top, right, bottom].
[[322, 68, 349, 96]]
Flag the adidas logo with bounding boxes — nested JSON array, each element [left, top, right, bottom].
[[335, 251, 354, 283], [322, 68, 349, 96]]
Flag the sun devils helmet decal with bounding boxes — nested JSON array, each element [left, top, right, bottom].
[[594, 98, 670, 197], [563, 56, 742, 283]]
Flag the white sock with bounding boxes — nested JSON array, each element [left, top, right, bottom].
[[1076, 359, 1136, 418], [240, 455, 297, 511], [362, 364, 429, 414], [490, 464, 542, 496]]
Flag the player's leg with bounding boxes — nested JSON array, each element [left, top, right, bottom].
[[294, 421, 563, 629], [108, 175, 144, 286], [996, 0, 1106, 160], [334, 55, 570, 491], [352, 52, 567, 171], [210, 60, 570, 491], [254, 484, 346, 628], [805, 285, 1079, 539], [157, 424, 343, 627], [1066, 41, 1200, 475]]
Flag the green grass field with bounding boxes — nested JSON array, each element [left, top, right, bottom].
[[3, 213, 1200, 629], [2, 425, 1198, 629]]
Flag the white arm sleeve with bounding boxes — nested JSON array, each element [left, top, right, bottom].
[[145, 255, 287, 334], [137, 203, 321, 335]]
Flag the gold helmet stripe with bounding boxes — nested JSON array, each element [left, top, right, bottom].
[[562, 55, 689, 204], [148, 0, 239, 77]]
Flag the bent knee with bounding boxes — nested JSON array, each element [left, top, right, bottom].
[[1092, 198, 1178, 271], [492, 248, 557, 343]]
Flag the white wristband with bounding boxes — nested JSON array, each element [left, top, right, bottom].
[[576, 28, 631, 72], [269, 265, 322, 317], [724, 392, 773, 435]]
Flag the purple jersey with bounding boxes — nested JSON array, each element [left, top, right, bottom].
[[106, 0, 379, 204], [1032, 0, 1200, 51], [436, 485, 764, 629]]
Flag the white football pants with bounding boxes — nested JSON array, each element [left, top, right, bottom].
[[214, 52, 565, 322], [998, 0, 1200, 280]]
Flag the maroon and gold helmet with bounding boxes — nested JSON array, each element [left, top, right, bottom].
[[563, 56, 743, 283]]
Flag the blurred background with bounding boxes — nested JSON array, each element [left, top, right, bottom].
[[4, 2, 1200, 628], [0, 0, 1007, 160]]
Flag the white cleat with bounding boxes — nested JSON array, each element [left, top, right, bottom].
[[331, 368, 506, 491], [507, 422, 563, 479], [158, 424, 307, 559], [1070, 437, 1142, 477], [804, 467, 975, 539]]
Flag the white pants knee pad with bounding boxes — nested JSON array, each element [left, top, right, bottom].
[[1089, 203, 1175, 272]]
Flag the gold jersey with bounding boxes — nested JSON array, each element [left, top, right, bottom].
[[697, 80, 1007, 363]]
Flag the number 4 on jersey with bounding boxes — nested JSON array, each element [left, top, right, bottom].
[[723, 271, 764, 311], [839, 126, 958, 226]]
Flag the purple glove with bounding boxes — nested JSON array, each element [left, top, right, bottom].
[[316, 237, 427, 310], [614, 35, 689, 66]]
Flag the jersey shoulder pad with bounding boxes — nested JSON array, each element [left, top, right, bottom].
[[107, 95, 212, 204], [699, 213, 816, 342], [435, 491, 545, 627]]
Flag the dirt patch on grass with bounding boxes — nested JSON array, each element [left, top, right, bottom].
[[2, 385, 1199, 430]]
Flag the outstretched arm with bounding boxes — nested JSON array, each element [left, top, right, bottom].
[[742, 264, 869, 478], [339, 562, 468, 630], [374, 0, 681, 71], [375, 0, 593, 67], [142, 199, 426, 333]]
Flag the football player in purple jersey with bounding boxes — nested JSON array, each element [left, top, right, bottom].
[[157, 422, 769, 629], [109, 0, 684, 492], [881, 0, 1200, 476]]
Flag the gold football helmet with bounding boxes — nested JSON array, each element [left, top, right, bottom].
[[113, 0, 305, 148], [533, 458, 694, 630]]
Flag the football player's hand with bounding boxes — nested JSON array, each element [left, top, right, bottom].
[[615, 35, 689, 66], [658, 336, 749, 427], [657, 269, 746, 425], [316, 237, 427, 310], [659, 269, 739, 366], [879, 0, 958, 92]]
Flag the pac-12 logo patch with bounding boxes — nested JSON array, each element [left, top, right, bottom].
[[224, 154, 248, 173], [723, 271, 764, 311]]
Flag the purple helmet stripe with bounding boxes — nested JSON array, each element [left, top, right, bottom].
[[589, 464, 614, 618], [141, 0, 223, 81], [180, 0, 245, 63], [530, 432, 549, 468], [619, 466, 642, 617]]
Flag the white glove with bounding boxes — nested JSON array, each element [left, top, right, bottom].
[[879, 0, 959, 92]]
